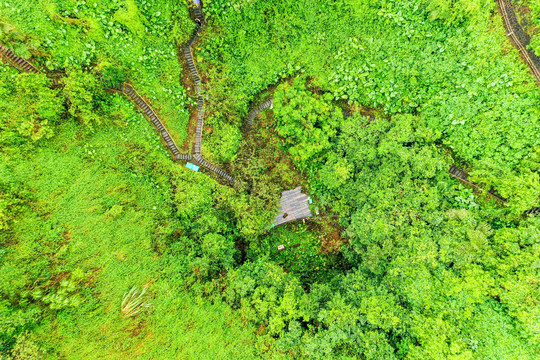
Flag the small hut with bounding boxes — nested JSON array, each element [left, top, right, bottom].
[[274, 187, 312, 226]]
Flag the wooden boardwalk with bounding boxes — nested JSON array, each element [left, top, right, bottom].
[[0, 43, 40, 73], [274, 187, 312, 226], [497, 0, 540, 82], [448, 165, 508, 202], [120, 83, 190, 161], [181, 9, 235, 184], [183, 20, 203, 155], [444, 1, 540, 214], [5, 3, 539, 214], [246, 99, 273, 126], [448, 165, 540, 215], [0, 6, 235, 185], [0, 43, 60, 86]]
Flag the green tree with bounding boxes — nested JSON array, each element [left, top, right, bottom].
[[62, 69, 104, 128], [274, 78, 341, 168], [0, 73, 61, 142]]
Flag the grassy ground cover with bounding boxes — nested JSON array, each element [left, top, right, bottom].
[[1, 0, 540, 358], [202, 0, 540, 211], [0, 0, 191, 145], [1, 101, 258, 358]]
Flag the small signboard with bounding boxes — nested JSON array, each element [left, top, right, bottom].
[[186, 162, 199, 172]]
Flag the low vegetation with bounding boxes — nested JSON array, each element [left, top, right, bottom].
[[0, 0, 539, 359]]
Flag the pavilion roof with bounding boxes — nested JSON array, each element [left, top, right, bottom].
[[274, 187, 312, 226]]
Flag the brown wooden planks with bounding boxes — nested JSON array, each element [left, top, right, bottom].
[[181, 11, 235, 184], [0, 43, 197, 172], [274, 187, 312, 226], [497, 0, 540, 82], [246, 99, 273, 126], [0, 43, 41, 74], [448, 165, 508, 202], [122, 84, 190, 161]]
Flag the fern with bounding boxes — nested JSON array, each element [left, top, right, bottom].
[[121, 286, 150, 318]]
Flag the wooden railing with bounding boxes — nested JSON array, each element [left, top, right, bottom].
[[497, 0, 540, 82]]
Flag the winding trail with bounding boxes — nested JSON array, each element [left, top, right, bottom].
[[2, 2, 539, 211], [246, 99, 274, 127], [0, 43, 60, 87], [497, 0, 540, 82], [119, 83, 192, 161], [446, 1, 540, 214], [0, 46, 197, 165], [0, 6, 236, 184], [0, 44, 192, 162], [448, 165, 508, 202], [0, 43, 40, 73], [449, 165, 540, 214], [0, 5, 283, 186], [182, 5, 235, 183]]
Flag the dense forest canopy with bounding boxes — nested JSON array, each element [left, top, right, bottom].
[[0, 0, 539, 359]]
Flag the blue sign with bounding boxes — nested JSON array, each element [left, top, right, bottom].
[[186, 162, 199, 172]]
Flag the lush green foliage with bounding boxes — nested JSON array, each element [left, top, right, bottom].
[[1, 0, 192, 144], [517, 0, 540, 54], [1, 0, 540, 359]]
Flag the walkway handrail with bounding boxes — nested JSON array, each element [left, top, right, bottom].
[[121, 83, 186, 160], [182, 5, 235, 184], [246, 99, 273, 126], [497, 0, 540, 82], [0, 43, 40, 74]]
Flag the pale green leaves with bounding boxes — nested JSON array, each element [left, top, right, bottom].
[[121, 286, 150, 317]]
